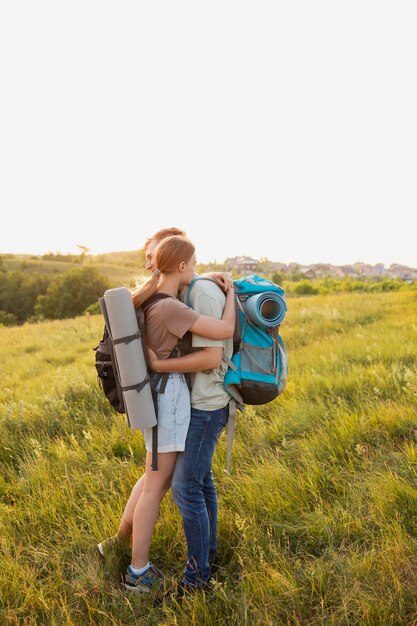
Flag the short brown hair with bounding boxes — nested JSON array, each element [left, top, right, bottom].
[[144, 227, 186, 253]]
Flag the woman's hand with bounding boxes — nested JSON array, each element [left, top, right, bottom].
[[208, 271, 234, 292], [147, 347, 162, 372]]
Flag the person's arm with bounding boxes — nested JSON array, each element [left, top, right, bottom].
[[148, 346, 223, 373], [188, 287, 235, 340]]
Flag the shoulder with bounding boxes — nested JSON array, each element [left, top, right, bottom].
[[157, 296, 199, 337], [160, 297, 194, 315], [190, 279, 225, 302], [188, 279, 225, 318]]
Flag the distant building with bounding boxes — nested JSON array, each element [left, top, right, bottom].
[[341, 265, 359, 278], [300, 267, 316, 279], [224, 256, 258, 275], [388, 264, 416, 280], [271, 262, 290, 272], [309, 263, 334, 278], [373, 263, 385, 276], [218, 257, 417, 281]]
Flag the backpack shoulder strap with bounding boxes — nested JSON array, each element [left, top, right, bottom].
[[141, 292, 174, 313]]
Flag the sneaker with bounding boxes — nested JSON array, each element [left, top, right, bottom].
[[97, 535, 131, 575], [124, 563, 164, 593]]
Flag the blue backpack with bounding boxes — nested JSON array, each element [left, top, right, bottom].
[[186, 275, 288, 472], [223, 274, 288, 405]]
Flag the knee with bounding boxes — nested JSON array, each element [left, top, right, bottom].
[[172, 475, 203, 511], [142, 482, 169, 503], [172, 473, 192, 509]]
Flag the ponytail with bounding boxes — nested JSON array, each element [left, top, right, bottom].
[[131, 270, 160, 309]]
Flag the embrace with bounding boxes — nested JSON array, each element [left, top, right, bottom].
[[97, 227, 235, 595]]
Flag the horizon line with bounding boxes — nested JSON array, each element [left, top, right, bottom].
[[1, 250, 416, 272]]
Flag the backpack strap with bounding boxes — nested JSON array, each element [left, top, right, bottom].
[[113, 332, 140, 345], [224, 398, 244, 475], [121, 375, 151, 394], [150, 391, 159, 471], [141, 292, 174, 312], [225, 399, 236, 476], [222, 353, 237, 372]]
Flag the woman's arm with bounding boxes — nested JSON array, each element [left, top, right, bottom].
[[148, 347, 223, 373], [188, 287, 235, 340]]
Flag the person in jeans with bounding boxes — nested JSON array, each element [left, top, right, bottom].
[[149, 277, 233, 589], [97, 236, 235, 593]]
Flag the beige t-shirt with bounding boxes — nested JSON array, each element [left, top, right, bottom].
[[145, 296, 199, 359], [186, 280, 233, 410]]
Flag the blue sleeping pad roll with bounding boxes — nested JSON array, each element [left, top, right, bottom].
[[244, 291, 287, 327]]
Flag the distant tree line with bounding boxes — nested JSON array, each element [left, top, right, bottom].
[[1, 252, 415, 327], [285, 276, 415, 295], [38, 249, 147, 268], [0, 264, 110, 326], [41, 252, 84, 263]]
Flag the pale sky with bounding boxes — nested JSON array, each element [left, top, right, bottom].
[[1, 1, 416, 267]]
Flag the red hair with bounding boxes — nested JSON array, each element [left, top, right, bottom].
[[132, 236, 195, 308]]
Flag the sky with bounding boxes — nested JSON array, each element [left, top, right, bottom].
[[1, 1, 416, 267]]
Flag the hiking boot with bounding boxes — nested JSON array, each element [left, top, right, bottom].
[[97, 535, 131, 575], [159, 578, 212, 603], [177, 579, 212, 598], [124, 563, 164, 593], [210, 556, 221, 577]]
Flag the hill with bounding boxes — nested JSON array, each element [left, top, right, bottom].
[[1, 254, 141, 287], [1, 292, 417, 624]]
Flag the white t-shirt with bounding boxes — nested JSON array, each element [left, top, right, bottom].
[[187, 279, 233, 410]]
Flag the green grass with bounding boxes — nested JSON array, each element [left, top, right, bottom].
[[1, 291, 417, 624]]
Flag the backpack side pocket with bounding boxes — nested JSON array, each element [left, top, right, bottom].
[[95, 349, 125, 413]]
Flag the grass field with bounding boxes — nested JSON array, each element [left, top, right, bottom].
[[1, 291, 417, 625]]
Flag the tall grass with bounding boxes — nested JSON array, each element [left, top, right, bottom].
[[1, 291, 417, 625]]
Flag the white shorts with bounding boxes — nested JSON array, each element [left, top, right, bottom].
[[143, 373, 191, 453]]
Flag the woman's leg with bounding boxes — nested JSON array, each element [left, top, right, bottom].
[[131, 451, 178, 569], [118, 474, 145, 541]]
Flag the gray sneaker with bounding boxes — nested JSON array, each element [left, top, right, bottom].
[[124, 563, 164, 593]]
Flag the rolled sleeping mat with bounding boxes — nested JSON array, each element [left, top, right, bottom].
[[100, 287, 157, 430], [244, 291, 287, 327]]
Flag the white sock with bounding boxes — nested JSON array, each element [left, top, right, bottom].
[[128, 562, 150, 577]]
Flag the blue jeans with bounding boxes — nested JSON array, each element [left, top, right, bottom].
[[171, 404, 229, 586]]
